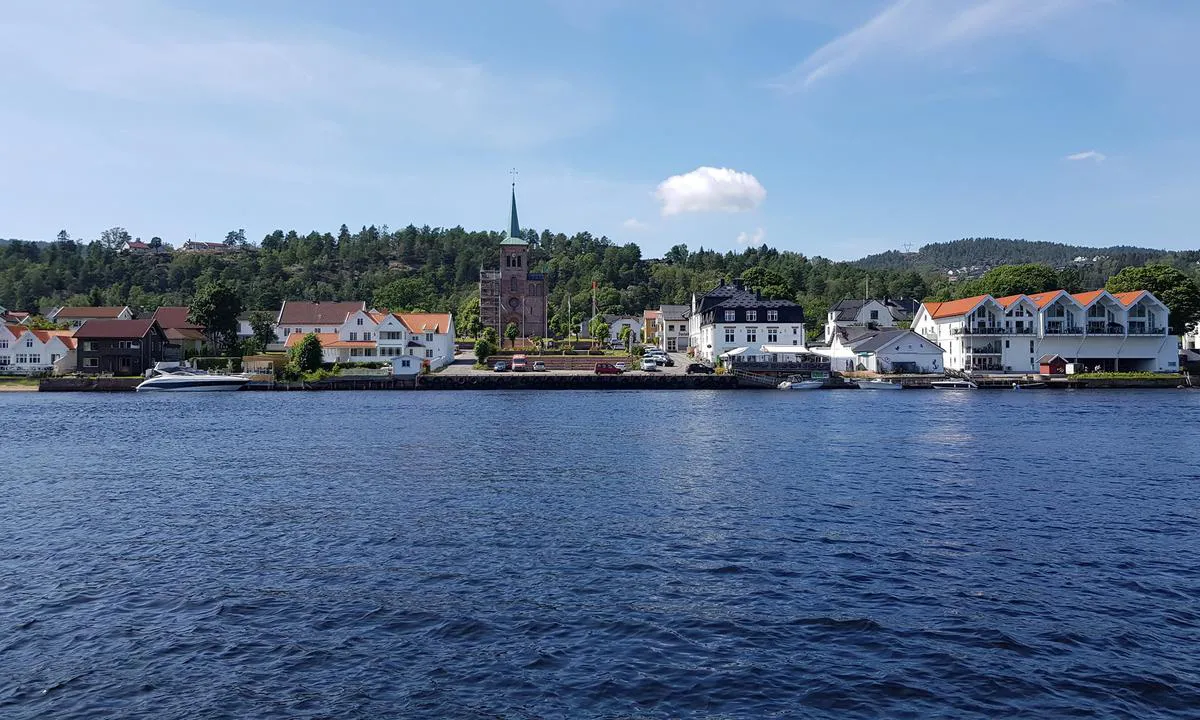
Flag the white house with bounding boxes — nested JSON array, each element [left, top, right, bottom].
[[276, 301, 367, 340], [812, 327, 944, 374], [580, 314, 644, 346], [283, 309, 456, 371], [824, 298, 919, 343], [0, 327, 76, 374], [48, 306, 134, 328], [658, 305, 691, 353], [237, 311, 279, 345], [912, 288, 1178, 373], [686, 279, 806, 364]]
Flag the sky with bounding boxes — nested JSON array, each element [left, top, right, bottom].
[[1, 0, 1198, 260]]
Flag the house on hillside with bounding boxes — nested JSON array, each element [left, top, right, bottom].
[[179, 240, 239, 254], [281, 307, 456, 370], [912, 288, 1177, 373], [48, 306, 135, 328], [824, 298, 919, 343], [151, 306, 209, 355], [276, 301, 368, 341], [237, 311, 279, 347], [686, 279, 805, 363], [0, 305, 30, 324], [73, 319, 176, 375]]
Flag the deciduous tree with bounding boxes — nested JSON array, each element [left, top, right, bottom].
[[1107, 264, 1200, 335], [189, 281, 243, 353]]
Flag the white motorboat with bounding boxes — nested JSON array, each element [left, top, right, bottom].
[[135, 362, 250, 392], [857, 379, 903, 390], [931, 378, 978, 390], [777, 379, 824, 390]]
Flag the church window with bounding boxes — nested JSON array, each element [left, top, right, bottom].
[[510, 277, 518, 292]]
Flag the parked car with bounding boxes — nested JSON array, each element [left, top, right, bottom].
[[685, 363, 714, 374], [594, 363, 621, 375], [511, 354, 528, 372], [531, 360, 547, 372], [614, 362, 628, 373], [493, 361, 509, 372], [640, 358, 659, 372], [650, 353, 674, 367]]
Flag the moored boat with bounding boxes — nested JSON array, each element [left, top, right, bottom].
[[135, 362, 250, 392], [931, 378, 978, 390], [857, 379, 903, 390], [778, 379, 824, 390]]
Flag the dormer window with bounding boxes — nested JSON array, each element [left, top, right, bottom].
[[724, 310, 735, 322], [356, 318, 363, 326], [767, 310, 778, 322], [746, 310, 757, 322]]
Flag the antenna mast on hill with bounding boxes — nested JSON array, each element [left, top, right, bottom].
[[902, 243, 913, 254]]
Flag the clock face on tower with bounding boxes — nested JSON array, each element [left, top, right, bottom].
[[507, 297, 520, 309]]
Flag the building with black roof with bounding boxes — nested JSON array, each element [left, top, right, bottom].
[[686, 279, 807, 363]]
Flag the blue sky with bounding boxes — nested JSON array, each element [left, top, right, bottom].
[[2, 0, 1198, 260]]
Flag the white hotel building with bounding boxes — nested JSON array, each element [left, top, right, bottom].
[[281, 302, 456, 372], [912, 288, 1178, 373]]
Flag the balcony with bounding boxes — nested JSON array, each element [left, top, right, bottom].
[[951, 326, 1033, 336], [1044, 325, 1084, 335], [1127, 326, 1167, 336], [1086, 322, 1125, 335]]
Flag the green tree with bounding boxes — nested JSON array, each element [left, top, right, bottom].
[[504, 322, 519, 349], [473, 337, 497, 365], [249, 311, 277, 350], [483, 326, 499, 345], [742, 267, 791, 299], [1107, 264, 1200, 335], [290, 332, 324, 373], [458, 295, 482, 338], [619, 324, 632, 349], [224, 229, 247, 247], [189, 280, 243, 353], [99, 226, 131, 250], [589, 318, 610, 348], [974, 263, 1061, 297], [375, 277, 436, 311]]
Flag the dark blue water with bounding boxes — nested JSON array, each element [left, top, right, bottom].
[[2, 389, 1199, 718]]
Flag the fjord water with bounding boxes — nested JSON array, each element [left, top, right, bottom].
[[2, 390, 1199, 719]]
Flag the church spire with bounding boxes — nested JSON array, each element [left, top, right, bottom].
[[509, 182, 521, 239]]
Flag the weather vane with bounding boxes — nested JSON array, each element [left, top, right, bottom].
[[509, 168, 518, 188]]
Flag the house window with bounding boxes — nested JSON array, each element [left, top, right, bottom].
[[425, 349, 433, 358], [16, 354, 28, 363], [0, 340, 6, 349], [356, 318, 363, 326], [792, 327, 798, 335], [870, 310, 879, 320], [84, 358, 98, 368], [1005, 340, 1009, 349], [767, 328, 778, 343], [50, 354, 59, 363], [724, 327, 735, 343], [767, 310, 778, 322], [364, 332, 372, 341], [746, 327, 757, 342], [1029, 340, 1035, 353], [425, 333, 433, 342], [724, 310, 735, 322], [0, 355, 9, 365], [284, 328, 292, 336], [746, 311, 757, 322], [25, 338, 34, 347], [349, 332, 358, 341], [401, 359, 411, 367], [668, 324, 675, 331]]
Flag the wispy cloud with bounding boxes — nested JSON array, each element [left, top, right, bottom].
[[0, 0, 607, 151], [655, 167, 766, 216], [736, 227, 766, 245], [770, 0, 1086, 92], [622, 217, 648, 230], [1066, 150, 1106, 163]]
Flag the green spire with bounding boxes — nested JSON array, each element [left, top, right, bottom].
[[509, 183, 521, 239]]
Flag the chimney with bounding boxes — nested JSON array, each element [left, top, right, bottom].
[[719, 278, 725, 287]]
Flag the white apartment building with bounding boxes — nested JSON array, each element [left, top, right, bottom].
[[912, 288, 1178, 373], [283, 307, 456, 370], [686, 279, 806, 364]]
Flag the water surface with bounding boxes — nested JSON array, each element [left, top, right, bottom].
[[2, 390, 1199, 718]]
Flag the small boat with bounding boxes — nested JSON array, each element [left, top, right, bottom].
[[857, 379, 902, 390], [136, 362, 250, 392], [1011, 381, 1047, 390], [778, 379, 824, 390], [931, 378, 978, 390]]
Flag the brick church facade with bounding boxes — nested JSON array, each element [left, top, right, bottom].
[[479, 186, 548, 338]]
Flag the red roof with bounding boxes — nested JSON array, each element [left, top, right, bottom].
[[993, 294, 1026, 308], [1112, 291, 1148, 307], [54, 306, 130, 319], [1071, 290, 1107, 307], [1026, 291, 1065, 308], [397, 312, 452, 334], [152, 306, 203, 330], [278, 301, 366, 326], [285, 332, 340, 348], [926, 295, 989, 319], [72, 319, 158, 339]]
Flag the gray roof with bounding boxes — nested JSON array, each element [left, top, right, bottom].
[[830, 297, 919, 322], [659, 304, 689, 321], [846, 329, 942, 354]]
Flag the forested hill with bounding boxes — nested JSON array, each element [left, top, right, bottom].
[[857, 238, 1170, 271]]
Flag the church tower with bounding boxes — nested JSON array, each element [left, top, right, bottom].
[[480, 183, 547, 339]]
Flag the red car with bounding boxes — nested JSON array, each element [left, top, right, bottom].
[[594, 363, 621, 375]]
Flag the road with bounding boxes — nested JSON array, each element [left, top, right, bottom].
[[440, 351, 695, 376]]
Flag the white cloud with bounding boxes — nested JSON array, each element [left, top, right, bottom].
[[770, 0, 1086, 91], [1066, 150, 1106, 163], [736, 227, 766, 245], [622, 217, 648, 230], [655, 167, 767, 216]]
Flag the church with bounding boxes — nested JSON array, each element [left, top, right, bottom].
[[479, 185, 548, 338]]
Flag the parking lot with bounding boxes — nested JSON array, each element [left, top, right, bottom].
[[441, 350, 696, 376]]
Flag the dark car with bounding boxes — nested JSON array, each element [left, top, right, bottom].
[[594, 363, 621, 375], [685, 363, 714, 374]]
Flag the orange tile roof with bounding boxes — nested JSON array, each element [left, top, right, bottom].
[[1071, 290, 1106, 307], [2, 323, 24, 340], [284, 332, 340, 348], [993, 294, 1025, 308], [326, 340, 377, 349], [30, 329, 73, 344], [1112, 291, 1147, 307], [1026, 291, 1065, 308], [397, 312, 451, 334], [927, 295, 989, 319]]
